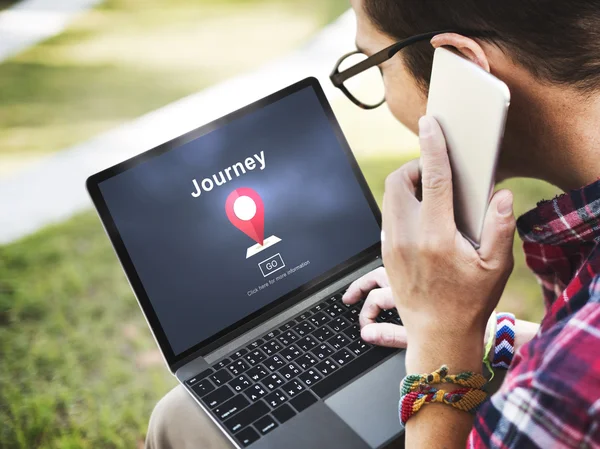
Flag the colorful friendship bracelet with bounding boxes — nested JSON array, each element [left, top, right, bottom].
[[492, 312, 516, 369], [399, 385, 488, 426], [400, 365, 487, 395]]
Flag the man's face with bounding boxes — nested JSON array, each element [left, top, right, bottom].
[[350, 0, 428, 135]]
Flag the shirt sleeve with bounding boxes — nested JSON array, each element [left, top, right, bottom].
[[466, 282, 600, 448]]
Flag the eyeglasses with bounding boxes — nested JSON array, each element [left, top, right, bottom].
[[330, 29, 486, 110]]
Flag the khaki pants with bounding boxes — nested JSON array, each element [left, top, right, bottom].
[[145, 385, 406, 449], [146, 386, 233, 449]]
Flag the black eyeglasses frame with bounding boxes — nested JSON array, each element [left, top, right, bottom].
[[330, 29, 494, 109]]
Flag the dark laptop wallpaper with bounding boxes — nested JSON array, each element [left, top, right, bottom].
[[99, 87, 381, 355]]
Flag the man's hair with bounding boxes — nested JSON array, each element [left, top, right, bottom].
[[364, 0, 600, 92]]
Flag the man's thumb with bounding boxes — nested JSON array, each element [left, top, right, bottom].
[[479, 189, 516, 265]]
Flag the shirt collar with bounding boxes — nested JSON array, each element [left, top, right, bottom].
[[517, 179, 600, 245]]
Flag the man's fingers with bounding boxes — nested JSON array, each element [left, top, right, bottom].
[[418, 116, 454, 226], [359, 288, 395, 328], [361, 323, 407, 348], [342, 267, 389, 304], [479, 189, 516, 266]]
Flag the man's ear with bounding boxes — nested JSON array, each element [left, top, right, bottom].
[[430, 33, 490, 72]]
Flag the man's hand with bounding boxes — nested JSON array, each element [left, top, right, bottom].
[[382, 115, 517, 373], [342, 267, 407, 348]]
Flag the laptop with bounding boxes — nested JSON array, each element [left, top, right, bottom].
[[86, 77, 406, 449]]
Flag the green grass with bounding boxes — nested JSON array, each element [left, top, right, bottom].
[[0, 0, 348, 157], [0, 154, 560, 448]]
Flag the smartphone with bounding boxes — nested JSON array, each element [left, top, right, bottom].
[[425, 46, 511, 248]]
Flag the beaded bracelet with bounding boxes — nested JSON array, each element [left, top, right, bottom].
[[492, 312, 516, 369], [399, 385, 488, 426], [400, 365, 487, 395]]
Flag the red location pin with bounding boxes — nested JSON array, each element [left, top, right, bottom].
[[225, 187, 265, 245]]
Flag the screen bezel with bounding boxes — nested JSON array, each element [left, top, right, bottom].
[[86, 77, 382, 370]]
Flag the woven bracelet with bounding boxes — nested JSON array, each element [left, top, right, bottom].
[[400, 365, 487, 396], [492, 313, 516, 369], [399, 385, 488, 426]]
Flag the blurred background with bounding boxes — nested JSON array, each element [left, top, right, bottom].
[[0, 1, 559, 447]]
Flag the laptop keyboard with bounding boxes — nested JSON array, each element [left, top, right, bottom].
[[184, 289, 402, 447]]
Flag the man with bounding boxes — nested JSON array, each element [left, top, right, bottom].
[[146, 0, 600, 447]]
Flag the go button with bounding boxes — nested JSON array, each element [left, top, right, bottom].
[[258, 253, 285, 277]]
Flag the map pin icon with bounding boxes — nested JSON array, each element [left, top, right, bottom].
[[225, 187, 265, 245]]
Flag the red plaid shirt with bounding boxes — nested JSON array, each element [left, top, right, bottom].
[[468, 179, 600, 448]]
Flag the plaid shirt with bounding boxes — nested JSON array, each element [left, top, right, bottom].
[[468, 179, 600, 448]]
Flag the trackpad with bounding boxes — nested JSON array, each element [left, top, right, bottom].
[[325, 351, 406, 448]]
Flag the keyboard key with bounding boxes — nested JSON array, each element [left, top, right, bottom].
[[272, 403, 296, 424], [347, 340, 371, 357], [309, 312, 330, 327], [228, 360, 251, 376], [297, 311, 312, 321], [278, 319, 296, 332], [186, 368, 213, 386], [343, 324, 361, 341], [254, 415, 278, 435], [263, 373, 285, 390], [282, 379, 305, 397], [324, 303, 346, 319], [295, 321, 315, 337], [262, 340, 282, 356], [312, 325, 333, 342], [264, 354, 285, 372], [214, 358, 231, 370], [224, 401, 269, 433], [297, 335, 318, 352], [204, 385, 234, 408], [325, 296, 337, 304], [343, 308, 360, 323], [191, 378, 215, 397], [310, 302, 327, 314], [248, 338, 265, 349], [246, 364, 270, 382], [315, 359, 339, 377], [214, 394, 250, 420], [279, 363, 301, 381], [264, 329, 281, 341], [296, 353, 318, 370], [313, 347, 396, 399], [278, 330, 299, 346], [329, 316, 351, 332], [210, 369, 233, 386], [231, 348, 248, 360], [264, 389, 287, 408], [312, 343, 334, 360], [280, 345, 302, 362], [230, 374, 252, 393], [329, 334, 350, 351], [244, 349, 267, 366], [332, 348, 355, 367], [290, 390, 318, 412], [245, 384, 268, 402], [235, 427, 259, 447], [298, 368, 322, 387]]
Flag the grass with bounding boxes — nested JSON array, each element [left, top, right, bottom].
[[0, 0, 348, 159], [0, 153, 560, 448]]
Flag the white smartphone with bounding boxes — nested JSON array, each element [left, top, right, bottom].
[[426, 46, 511, 247]]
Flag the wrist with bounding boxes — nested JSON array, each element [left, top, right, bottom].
[[406, 331, 484, 375]]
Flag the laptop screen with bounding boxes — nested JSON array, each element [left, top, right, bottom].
[[92, 80, 381, 362]]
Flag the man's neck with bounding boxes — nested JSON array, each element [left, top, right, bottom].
[[499, 68, 600, 192]]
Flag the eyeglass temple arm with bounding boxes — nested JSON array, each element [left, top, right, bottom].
[[331, 29, 494, 86]]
